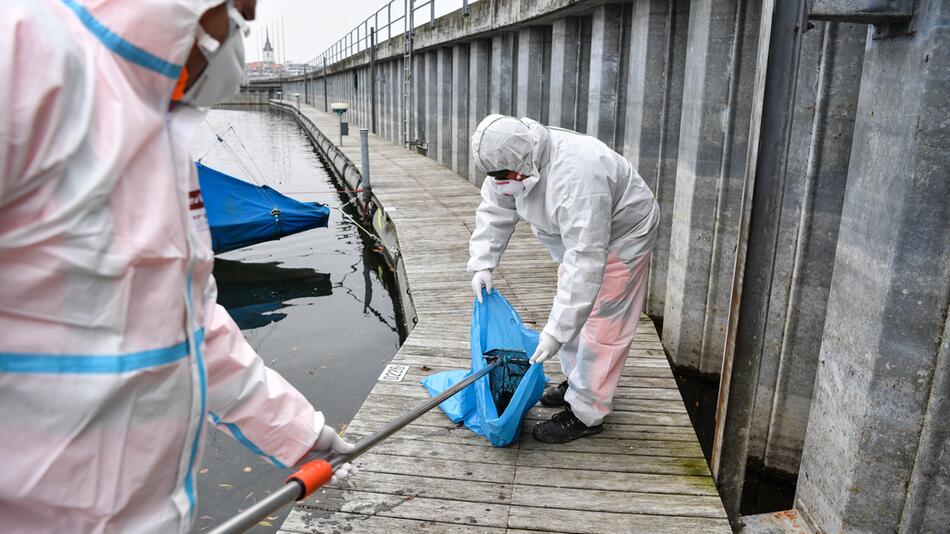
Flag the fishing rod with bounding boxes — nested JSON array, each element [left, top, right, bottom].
[[208, 358, 503, 534]]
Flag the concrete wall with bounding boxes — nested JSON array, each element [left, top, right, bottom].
[[254, 0, 950, 529], [624, 0, 690, 319], [745, 20, 866, 477], [663, 0, 761, 376], [795, 1, 950, 531]]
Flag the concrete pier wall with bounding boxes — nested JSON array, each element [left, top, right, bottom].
[[259, 0, 949, 529], [794, 1, 950, 531]]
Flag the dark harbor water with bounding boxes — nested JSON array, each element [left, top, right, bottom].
[[188, 108, 405, 532], [668, 355, 797, 516]]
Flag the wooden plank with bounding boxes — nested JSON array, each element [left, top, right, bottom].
[[308, 472, 512, 504], [351, 453, 515, 484], [507, 506, 732, 534], [361, 437, 520, 465], [299, 490, 509, 528], [347, 419, 702, 458], [513, 466, 719, 496], [279, 509, 506, 534], [515, 449, 713, 477], [520, 435, 705, 458], [509, 485, 727, 518]]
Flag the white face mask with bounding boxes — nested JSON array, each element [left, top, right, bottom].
[[491, 179, 526, 197], [181, 3, 248, 108]]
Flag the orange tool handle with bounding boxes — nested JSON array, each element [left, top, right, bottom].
[[287, 459, 334, 499]]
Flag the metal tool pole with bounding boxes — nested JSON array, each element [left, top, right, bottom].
[[207, 482, 301, 534], [208, 359, 502, 534], [333, 358, 502, 461]]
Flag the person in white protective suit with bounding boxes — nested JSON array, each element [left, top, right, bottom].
[[0, 1, 354, 532], [469, 114, 659, 444]]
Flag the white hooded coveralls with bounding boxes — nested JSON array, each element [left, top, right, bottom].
[[1, 1, 329, 532], [469, 115, 659, 426]]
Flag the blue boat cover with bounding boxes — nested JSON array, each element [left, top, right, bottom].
[[196, 162, 330, 253], [421, 290, 548, 447]]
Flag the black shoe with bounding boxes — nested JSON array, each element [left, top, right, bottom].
[[532, 408, 604, 444], [540, 380, 569, 407]]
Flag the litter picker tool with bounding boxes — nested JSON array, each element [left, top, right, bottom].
[[208, 357, 506, 534]]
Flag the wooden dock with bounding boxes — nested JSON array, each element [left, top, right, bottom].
[[275, 102, 730, 534]]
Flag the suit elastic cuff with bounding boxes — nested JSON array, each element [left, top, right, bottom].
[[542, 322, 573, 346], [467, 260, 497, 273]]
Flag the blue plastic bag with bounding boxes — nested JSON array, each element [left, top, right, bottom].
[[421, 290, 548, 446]]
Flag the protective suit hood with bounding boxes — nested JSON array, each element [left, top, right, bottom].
[[59, 0, 227, 106], [471, 115, 550, 190]]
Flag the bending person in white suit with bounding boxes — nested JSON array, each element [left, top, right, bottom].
[[468, 114, 659, 444]]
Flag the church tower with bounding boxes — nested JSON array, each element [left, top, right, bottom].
[[263, 28, 274, 64]]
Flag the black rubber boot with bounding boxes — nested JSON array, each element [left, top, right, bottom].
[[532, 407, 604, 444], [540, 380, 569, 407]]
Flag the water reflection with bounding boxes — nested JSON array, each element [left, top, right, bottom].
[[214, 259, 332, 329]]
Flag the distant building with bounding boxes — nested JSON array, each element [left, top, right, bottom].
[[246, 29, 286, 80], [262, 28, 274, 63], [245, 60, 286, 80], [285, 63, 311, 77]]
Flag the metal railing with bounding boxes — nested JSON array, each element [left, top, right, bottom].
[[301, 0, 473, 75]]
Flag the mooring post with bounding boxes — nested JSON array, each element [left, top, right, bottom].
[[370, 27, 378, 134], [323, 57, 329, 112], [360, 128, 371, 203]]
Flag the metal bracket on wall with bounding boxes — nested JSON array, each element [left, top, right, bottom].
[[808, 0, 915, 23], [809, 0, 920, 39], [808, 0, 920, 38]]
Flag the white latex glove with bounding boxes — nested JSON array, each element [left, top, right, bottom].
[[471, 269, 493, 303], [312, 425, 359, 484], [529, 333, 563, 364]]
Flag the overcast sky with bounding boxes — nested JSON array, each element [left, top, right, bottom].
[[244, 0, 474, 65]]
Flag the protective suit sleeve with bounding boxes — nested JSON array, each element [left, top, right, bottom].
[[203, 300, 323, 468], [468, 179, 520, 272], [1, 3, 89, 205], [543, 192, 612, 344]]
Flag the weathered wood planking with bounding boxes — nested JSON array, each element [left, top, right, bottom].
[[277, 102, 727, 533]]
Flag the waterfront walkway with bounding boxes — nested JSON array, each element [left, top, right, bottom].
[[276, 102, 730, 533]]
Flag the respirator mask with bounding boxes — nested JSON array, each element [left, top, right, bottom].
[[491, 178, 526, 197], [180, 1, 249, 107]]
